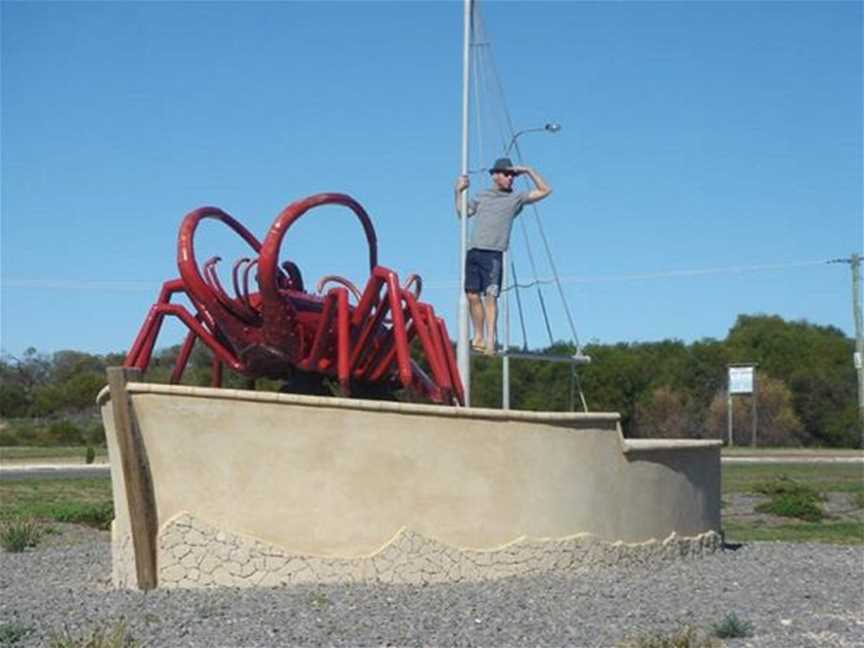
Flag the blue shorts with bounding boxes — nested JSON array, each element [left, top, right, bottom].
[[464, 248, 503, 297]]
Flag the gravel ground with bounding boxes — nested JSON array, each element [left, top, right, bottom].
[[1, 526, 862, 647]]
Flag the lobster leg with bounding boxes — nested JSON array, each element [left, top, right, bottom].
[[302, 292, 339, 372], [125, 279, 187, 370], [336, 287, 351, 396], [378, 271, 413, 389], [211, 356, 223, 388], [437, 316, 464, 405], [403, 295, 452, 398], [123, 302, 246, 375], [170, 326, 198, 384], [351, 290, 391, 375]]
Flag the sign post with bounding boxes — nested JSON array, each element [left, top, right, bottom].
[[727, 363, 758, 447]]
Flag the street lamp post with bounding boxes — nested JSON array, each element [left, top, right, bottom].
[[505, 123, 561, 156], [501, 122, 561, 410]]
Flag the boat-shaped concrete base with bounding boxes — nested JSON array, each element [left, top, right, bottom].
[[98, 369, 722, 590]]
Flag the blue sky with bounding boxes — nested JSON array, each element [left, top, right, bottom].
[[1, 0, 861, 358]]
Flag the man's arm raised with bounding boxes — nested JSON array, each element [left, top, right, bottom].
[[512, 166, 552, 204]]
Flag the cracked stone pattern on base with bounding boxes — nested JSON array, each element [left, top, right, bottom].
[[111, 524, 136, 588], [116, 513, 723, 589]]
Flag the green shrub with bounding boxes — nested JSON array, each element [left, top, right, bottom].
[[0, 429, 21, 446], [85, 446, 96, 464], [50, 502, 114, 529], [47, 420, 84, 445], [620, 627, 720, 648], [753, 476, 826, 522], [0, 519, 43, 552], [711, 612, 753, 639], [0, 621, 33, 644], [84, 422, 106, 446], [48, 620, 138, 648], [755, 492, 825, 522]]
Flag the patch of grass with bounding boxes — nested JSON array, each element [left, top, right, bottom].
[[723, 519, 864, 544], [751, 474, 825, 499], [0, 518, 44, 552], [722, 447, 862, 456], [48, 620, 138, 648], [751, 475, 826, 522], [723, 463, 864, 495], [307, 591, 331, 608], [0, 445, 107, 463], [0, 621, 33, 644], [620, 626, 720, 648], [755, 492, 825, 522], [0, 478, 113, 528], [711, 612, 753, 639], [853, 491, 864, 510]]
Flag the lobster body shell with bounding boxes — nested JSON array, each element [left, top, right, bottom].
[[124, 194, 464, 406]]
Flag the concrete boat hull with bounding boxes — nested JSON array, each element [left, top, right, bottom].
[[99, 374, 722, 589]]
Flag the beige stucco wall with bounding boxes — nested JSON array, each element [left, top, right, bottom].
[[100, 383, 720, 568]]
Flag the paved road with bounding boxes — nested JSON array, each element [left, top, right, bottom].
[[1, 452, 861, 480], [722, 454, 863, 464], [0, 463, 111, 480]]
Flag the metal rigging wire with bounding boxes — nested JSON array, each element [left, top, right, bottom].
[[472, 6, 585, 356], [469, 3, 589, 411]]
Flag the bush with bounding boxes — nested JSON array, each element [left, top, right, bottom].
[[711, 612, 753, 639], [620, 627, 720, 647], [51, 502, 114, 529], [706, 376, 807, 446], [0, 519, 44, 552], [47, 420, 84, 445], [756, 493, 825, 522], [0, 383, 31, 417], [753, 476, 826, 522], [48, 620, 138, 648], [0, 621, 33, 644], [85, 446, 96, 464], [84, 421, 106, 446]]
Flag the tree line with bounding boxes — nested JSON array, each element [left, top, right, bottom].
[[0, 314, 859, 447]]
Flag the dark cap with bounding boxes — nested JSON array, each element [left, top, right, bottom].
[[489, 157, 514, 174]]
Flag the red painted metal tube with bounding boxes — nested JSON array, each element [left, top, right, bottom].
[[403, 294, 450, 393], [177, 207, 263, 348], [211, 356, 223, 388], [258, 194, 378, 357], [144, 303, 246, 374], [336, 287, 351, 395], [378, 270, 413, 388], [437, 316, 464, 405], [303, 291, 338, 372], [171, 328, 198, 384], [125, 278, 187, 368]]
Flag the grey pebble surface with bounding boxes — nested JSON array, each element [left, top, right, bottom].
[[1, 528, 862, 648]]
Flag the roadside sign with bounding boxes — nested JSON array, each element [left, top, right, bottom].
[[729, 366, 754, 394]]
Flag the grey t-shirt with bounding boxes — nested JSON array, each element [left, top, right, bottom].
[[468, 188, 531, 252]]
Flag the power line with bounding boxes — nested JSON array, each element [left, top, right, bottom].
[[1, 259, 838, 292], [420, 258, 838, 289]]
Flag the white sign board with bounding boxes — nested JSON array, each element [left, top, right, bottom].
[[855, 352, 862, 370], [729, 367, 754, 394]]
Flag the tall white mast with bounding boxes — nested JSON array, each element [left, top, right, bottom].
[[457, 0, 473, 405]]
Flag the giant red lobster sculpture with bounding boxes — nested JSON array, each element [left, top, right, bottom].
[[124, 193, 464, 406]]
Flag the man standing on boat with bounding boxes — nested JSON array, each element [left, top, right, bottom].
[[454, 157, 552, 355]]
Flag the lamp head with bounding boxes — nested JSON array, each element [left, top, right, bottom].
[[545, 123, 562, 133]]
